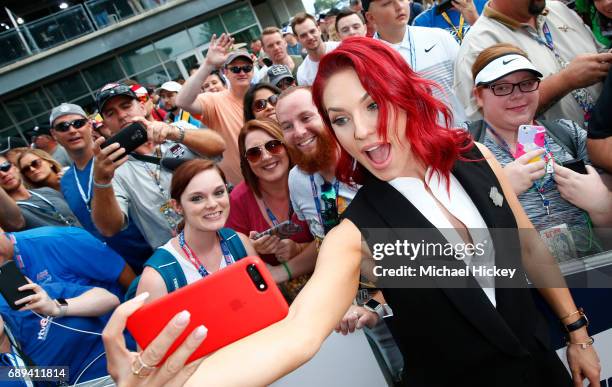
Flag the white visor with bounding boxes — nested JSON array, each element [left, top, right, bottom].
[[474, 54, 543, 86]]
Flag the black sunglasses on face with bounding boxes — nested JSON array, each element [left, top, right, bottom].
[[245, 139, 284, 163], [0, 161, 11, 173], [20, 158, 44, 175], [252, 94, 279, 113], [227, 65, 253, 74], [53, 118, 89, 132]]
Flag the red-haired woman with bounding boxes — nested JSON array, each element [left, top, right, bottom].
[[105, 39, 600, 387]]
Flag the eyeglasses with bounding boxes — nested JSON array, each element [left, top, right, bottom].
[[245, 139, 285, 163], [0, 161, 12, 173], [227, 65, 253, 74], [252, 95, 279, 113], [20, 159, 44, 174], [484, 79, 540, 96], [53, 118, 88, 132]]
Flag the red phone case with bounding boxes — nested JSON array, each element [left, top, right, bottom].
[[126, 256, 288, 364]]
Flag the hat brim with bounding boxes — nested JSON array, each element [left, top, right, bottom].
[[474, 54, 543, 86]]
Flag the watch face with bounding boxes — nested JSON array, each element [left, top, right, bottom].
[[365, 299, 380, 310], [56, 298, 68, 306]]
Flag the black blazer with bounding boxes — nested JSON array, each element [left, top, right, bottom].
[[342, 146, 571, 387]]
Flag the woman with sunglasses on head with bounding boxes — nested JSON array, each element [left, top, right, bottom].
[[243, 83, 281, 122], [225, 119, 315, 287], [178, 38, 600, 387], [471, 43, 612, 261], [134, 159, 257, 303], [17, 149, 64, 191]]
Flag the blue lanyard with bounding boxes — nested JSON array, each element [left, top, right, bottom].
[[73, 158, 94, 212], [16, 191, 73, 226], [484, 122, 515, 157], [178, 231, 234, 278], [309, 175, 339, 227], [263, 200, 293, 226]]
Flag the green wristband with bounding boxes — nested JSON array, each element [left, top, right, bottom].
[[281, 261, 292, 281]]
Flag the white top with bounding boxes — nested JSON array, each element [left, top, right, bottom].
[[296, 41, 340, 86], [160, 239, 229, 285], [374, 26, 467, 127], [389, 168, 496, 306]]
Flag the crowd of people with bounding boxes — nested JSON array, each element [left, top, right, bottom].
[[1, 0, 612, 386]]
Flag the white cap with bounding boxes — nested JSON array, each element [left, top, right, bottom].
[[474, 54, 543, 86], [281, 25, 294, 36], [159, 81, 182, 93]]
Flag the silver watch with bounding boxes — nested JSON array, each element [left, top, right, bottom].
[[364, 299, 393, 319]]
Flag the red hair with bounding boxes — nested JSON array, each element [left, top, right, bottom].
[[311, 37, 473, 185]]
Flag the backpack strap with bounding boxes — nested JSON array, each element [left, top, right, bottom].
[[219, 228, 247, 260], [466, 120, 487, 143], [124, 248, 188, 300], [538, 120, 578, 159]]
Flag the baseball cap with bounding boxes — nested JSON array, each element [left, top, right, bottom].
[[0, 136, 29, 155], [281, 25, 295, 36], [49, 103, 88, 126], [267, 65, 294, 87], [224, 50, 254, 67], [159, 81, 182, 93], [129, 84, 150, 99], [474, 54, 543, 86], [327, 7, 340, 17], [95, 83, 138, 113], [32, 123, 52, 137]]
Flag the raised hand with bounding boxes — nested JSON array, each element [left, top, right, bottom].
[[205, 33, 235, 69]]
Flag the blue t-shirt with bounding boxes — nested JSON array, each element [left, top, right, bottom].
[[61, 159, 153, 273], [412, 0, 487, 43], [9, 226, 125, 298], [0, 282, 109, 385]]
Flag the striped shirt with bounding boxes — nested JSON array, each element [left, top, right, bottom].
[[483, 119, 600, 261]]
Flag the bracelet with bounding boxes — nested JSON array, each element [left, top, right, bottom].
[[93, 180, 113, 189], [560, 308, 582, 321], [177, 126, 186, 143], [566, 336, 595, 349], [562, 308, 589, 333], [281, 261, 292, 281]]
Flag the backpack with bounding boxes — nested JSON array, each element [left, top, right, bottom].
[[466, 119, 578, 159], [125, 228, 247, 301]]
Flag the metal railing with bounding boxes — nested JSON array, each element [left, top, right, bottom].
[[0, 0, 172, 68]]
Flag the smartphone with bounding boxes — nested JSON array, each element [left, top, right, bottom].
[[435, 0, 454, 15], [562, 159, 588, 174], [126, 256, 288, 364], [253, 220, 303, 240], [0, 260, 36, 310], [101, 122, 148, 154], [516, 124, 546, 162]]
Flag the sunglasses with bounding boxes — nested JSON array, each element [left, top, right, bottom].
[[245, 139, 284, 163], [227, 65, 253, 74], [20, 159, 44, 174], [252, 94, 279, 113], [0, 161, 12, 173], [53, 118, 88, 132]]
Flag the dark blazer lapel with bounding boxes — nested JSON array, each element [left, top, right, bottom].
[[362, 173, 528, 357]]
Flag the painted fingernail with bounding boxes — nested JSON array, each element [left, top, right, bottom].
[[193, 325, 208, 339], [175, 310, 190, 327], [133, 292, 149, 303]]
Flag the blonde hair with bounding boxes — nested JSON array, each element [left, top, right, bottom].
[[17, 149, 63, 188]]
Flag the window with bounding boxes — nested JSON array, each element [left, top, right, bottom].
[[83, 58, 125, 90], [188, 16, 225, 47], [4, 97, 32, 123], [46, 73, 89, 103], [231, 25, 261, 46], [164, 62, 183, 82], [133, 65, 169, 86], [120, 44, 160, 75], [0, 105, 13, 132], [154, 30, 193, 61], [221, 5, 257, 34]]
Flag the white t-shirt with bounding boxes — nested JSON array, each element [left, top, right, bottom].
[[288, 166, 359, 240], [375, 26, 467, 126], [160, 240, 229, 285], [296, 41, 341, 86]]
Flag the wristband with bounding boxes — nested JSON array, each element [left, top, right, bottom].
[[562, 308, 589, 333], [566, 336, 595, 350], [93, 179, 113, 189], [282, 261, 292, 281], [54, 298, 68, 318], [176, 126, 186, 143]]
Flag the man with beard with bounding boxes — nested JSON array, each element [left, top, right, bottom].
[[291, 13, 340, 86], [454, 0, 612, 128], [276, 86, 405, 382]]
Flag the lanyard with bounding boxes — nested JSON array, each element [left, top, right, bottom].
[[262, 199, 293, 226], [17, 191, 73, 226], [485, 122, 515, 157], [73, 159, 94, 212], [141, 147, 166, 197], [309, 175, 340, 229], [524, 21, 594, 122], [441, 12, 465, 42], [178, 231, 234, 278]]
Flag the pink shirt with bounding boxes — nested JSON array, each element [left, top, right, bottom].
[[225, 182, 313, 265]]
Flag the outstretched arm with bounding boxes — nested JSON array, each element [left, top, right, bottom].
[[185, 220, 363, 386]]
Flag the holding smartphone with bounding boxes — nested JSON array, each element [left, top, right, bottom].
[[0, 260, 36, 310], [562, 159, 588, 174], [127, 256, 288, 364], [101, 122, 148, 154], [435, 0, 454, 15], [516, 124, 546, 162], [252, 220, 302, 240]]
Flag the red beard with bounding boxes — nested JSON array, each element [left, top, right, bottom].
[[287, 129, 338, 175]]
